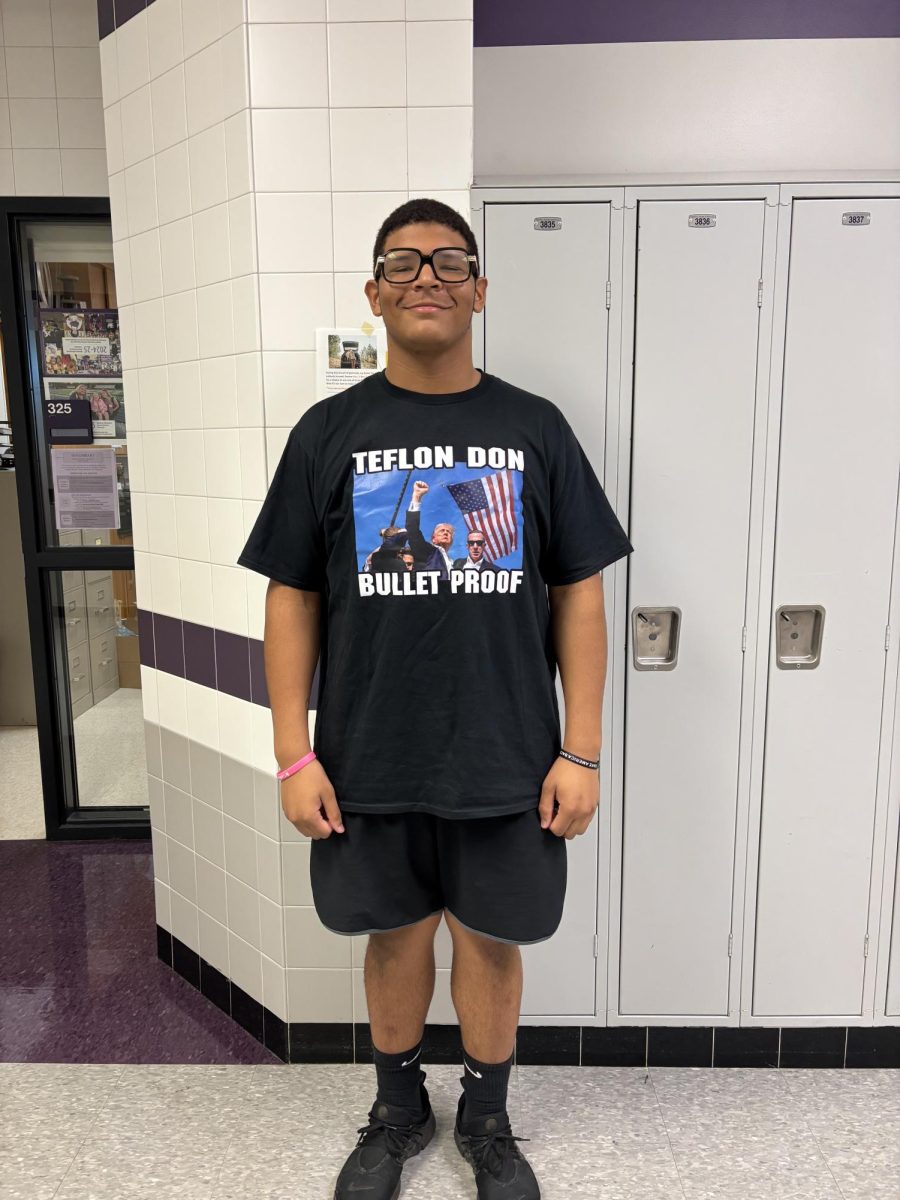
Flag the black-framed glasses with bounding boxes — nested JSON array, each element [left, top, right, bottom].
[[467, 538, 485, 546], [375, 246, 478, 283]]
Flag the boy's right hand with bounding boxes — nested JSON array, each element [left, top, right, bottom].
[[280, 760, 344, 839]]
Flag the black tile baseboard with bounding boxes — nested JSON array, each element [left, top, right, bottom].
[[780, 1025, 846, 1069], [155, 930, 900, 1068], [845, 1025, 900, 1068], [290, 1023, 353, 1064], [517, 1025, 580, 1065], [582, 1025, 646, 1066], [713, 1026, 779, 1068], [649, 1025, 714, 1067]]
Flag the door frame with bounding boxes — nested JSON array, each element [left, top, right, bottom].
[[0, 197, 148, 840]]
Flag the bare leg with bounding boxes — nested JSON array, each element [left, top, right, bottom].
[[364, 912, 442, 1053], [445, 910, 522, 1061]]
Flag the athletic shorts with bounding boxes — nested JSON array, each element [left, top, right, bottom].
[[309, 808, 567, 945]]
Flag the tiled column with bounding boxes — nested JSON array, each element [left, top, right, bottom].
[[98, 0, 473, 1061]]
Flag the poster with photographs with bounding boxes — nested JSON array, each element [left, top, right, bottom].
[[40, 309, 122, 377], [45, 378, 126, 440], [316, 325, 387, 398]]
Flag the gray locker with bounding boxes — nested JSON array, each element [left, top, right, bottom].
[[620, 200, 767, 1016], [480, 201, 612, 1015], [752, 199, 900, 1016], [888, 831, 900, 1016]]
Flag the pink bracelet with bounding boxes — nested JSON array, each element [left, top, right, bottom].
[[275, 750, 317, 781]]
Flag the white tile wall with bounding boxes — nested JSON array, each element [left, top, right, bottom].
[[148, 0, 184, 79], [328, 0, 404, 20], [0, 0, 106, 193], [251, 108, 331, 191], [329, 107, 408, 190], [116, 9, 150, 95], [406, 20, 472, 106], [327, 22, 406, 107], [256, 191, 333, 272], [189, 126, 228, 212], [120, 85, 154, 166], [9, 98, 58, 147], [150, 65, 187, 152], [247, 23, 328, 106], [54, 45, 102, 97], [99, 0, 473, 1023], [57, 96, 105, 148], [103, 103, 123, 170], [250, 0, 324, 20], [160, 215, 196, 293], [4, 0, 53, 46]]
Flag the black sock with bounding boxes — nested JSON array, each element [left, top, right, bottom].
[[460, 1047, 513, 1128], [373, 1039, 427, 1118]]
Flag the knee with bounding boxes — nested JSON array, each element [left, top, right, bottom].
[[445, 910, 520, 968], [368, 912, 442, 963]]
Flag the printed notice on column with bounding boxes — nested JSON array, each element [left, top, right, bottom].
[[316, 326, 387, 398], [50, 445, 120, 531]]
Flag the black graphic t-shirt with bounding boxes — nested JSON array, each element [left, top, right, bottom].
[[238, 368, 634, 819]]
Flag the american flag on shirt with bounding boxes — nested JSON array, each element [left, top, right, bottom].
[[446, 470, 519, 562]]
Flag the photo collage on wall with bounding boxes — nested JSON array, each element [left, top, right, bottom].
[[40, 309, 125, 443]]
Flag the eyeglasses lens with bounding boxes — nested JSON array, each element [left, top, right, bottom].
[[383, 249, 471, 282]]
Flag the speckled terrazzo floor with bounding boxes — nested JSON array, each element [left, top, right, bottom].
[[2, 1061, 899, 1199], [2, 840, 898, 1197]]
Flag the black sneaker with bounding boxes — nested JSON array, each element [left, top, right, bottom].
[[333, 1086, 436, 1200], [453, 1090, 540, 1199]]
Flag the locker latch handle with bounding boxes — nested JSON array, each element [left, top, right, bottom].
[[775, 605, 825, 669], [631, 607, 681, 671]]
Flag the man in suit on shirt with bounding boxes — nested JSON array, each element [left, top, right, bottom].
[[405, 479, 455, 579], [452, 528, 498, 572]]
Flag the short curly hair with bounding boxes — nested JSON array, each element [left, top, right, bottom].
[[372, 198, 480, 279]]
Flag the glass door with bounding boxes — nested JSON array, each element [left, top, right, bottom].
[[4, 207, 149, 837]]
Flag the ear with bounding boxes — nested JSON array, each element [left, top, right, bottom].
[[364, 278, 382, 316], [472, 275, 487, 314]]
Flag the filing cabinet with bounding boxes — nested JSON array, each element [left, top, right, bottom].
[[61, 529, 119, 718]]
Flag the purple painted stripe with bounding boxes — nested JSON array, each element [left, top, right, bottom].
[[97, 0, 115, 38], [473, 0, 900, 47], [249, 639, 269, 707], [114, 0, 147, 24], [98, 0, 157, 39], [137, 607, 155, 668], [183, 619, 216, 690], [134, 608, 321, 710], [215, 629, 251, 703], [153, 613, 184, 678]]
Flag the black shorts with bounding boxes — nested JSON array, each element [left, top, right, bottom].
[[309, 808, 567, 945]]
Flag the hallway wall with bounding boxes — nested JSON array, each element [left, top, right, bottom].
[[0, 0, 107, 195], [473, 1, 900, 177]]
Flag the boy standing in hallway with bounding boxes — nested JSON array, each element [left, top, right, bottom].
[[238, 198, 633, 1199]]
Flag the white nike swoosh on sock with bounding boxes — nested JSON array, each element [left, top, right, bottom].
[[463, 1059, 483, 1079], [401, 1047, 422, 1067]]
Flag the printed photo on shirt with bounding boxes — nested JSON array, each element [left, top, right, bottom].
[[351, 444, 525, 596]]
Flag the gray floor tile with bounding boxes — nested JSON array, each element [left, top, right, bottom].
[[0, 1061, 897, 1200]]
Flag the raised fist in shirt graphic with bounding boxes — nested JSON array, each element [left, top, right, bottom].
[[407, 480, 454, 577]]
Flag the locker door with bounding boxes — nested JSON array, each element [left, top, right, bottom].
[[482, 203, 611, 481], [753, 199, 900, 1017], [482, 202, 611, 1015], [888, 837, 900, 1016], [620, 200, 766, 1016]]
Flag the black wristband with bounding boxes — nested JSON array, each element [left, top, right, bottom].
[[559, 748, 600, 770]]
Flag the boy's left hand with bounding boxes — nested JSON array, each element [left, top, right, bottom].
[[538, 757, 600, 839]]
